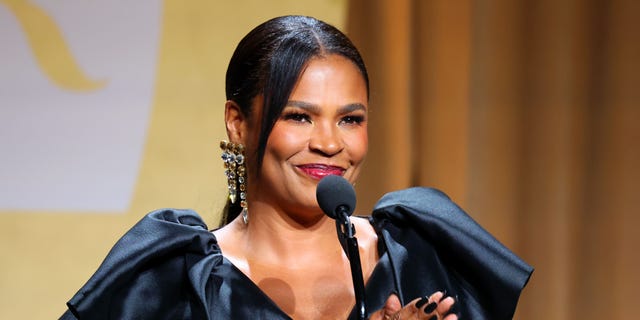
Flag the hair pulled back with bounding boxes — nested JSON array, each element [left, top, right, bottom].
[[221, 15, 369, 226]]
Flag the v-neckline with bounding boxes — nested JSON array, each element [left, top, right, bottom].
[[212, 218, 390, 319]]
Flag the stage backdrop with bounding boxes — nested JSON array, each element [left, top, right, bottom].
[[0, 1, 346, 319], [1, 0, 162, 212]]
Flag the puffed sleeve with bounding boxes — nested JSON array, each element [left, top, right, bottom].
[[371, 187, 533, 320], [61, 209, 221, 320]]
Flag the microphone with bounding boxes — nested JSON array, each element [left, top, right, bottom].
[[316, 174, 356, 221], [316, 175, 367, 320]]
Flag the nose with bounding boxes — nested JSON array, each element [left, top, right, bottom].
[[309, 122, 344, 156]]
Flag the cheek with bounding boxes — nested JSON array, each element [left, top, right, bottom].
[[266, 124, 309, 159], [347, 128, 368, 163]]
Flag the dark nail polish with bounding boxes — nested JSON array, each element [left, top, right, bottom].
[[415, 296, 429, 308], [428, 316, 437, 320], [423, 302, 437, 313]]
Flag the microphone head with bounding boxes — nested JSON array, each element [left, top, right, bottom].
[[316, 175, 356, 219]]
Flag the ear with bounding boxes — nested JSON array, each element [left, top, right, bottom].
[[224, 100, 248, 144]]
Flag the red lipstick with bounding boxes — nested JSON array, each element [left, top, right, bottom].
[[297, 164, 345, 180]]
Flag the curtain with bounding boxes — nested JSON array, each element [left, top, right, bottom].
[[347, 0, 639, 319]]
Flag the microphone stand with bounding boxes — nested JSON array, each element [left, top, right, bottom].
[[336, 208, 367, 320]]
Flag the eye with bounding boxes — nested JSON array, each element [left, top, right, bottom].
[[282, 112, 311, 123], [339, 115, 366, 126]]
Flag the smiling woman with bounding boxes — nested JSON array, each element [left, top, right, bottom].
[[60, 16, 532, 320], [232, 54, 369, 226]]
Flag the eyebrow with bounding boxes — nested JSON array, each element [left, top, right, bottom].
[[286, 100, 367, 114]]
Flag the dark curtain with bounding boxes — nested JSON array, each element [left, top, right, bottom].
[[347, 0, 640, 319]]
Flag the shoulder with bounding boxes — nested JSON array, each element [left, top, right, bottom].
[[370, 187, 533, 320], [145, 207, 209, 227], [109, 208, 220, 259], [370, 187, 464, 231], [65, 208, 222, 319], [373, 187, 456, 215]]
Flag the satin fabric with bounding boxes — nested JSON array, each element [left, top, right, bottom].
[[60, 187, 532, 319]]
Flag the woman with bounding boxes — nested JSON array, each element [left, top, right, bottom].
[[61, 16, 532, 320]]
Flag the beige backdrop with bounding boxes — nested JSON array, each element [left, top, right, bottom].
[[0, 1, 346, 319]]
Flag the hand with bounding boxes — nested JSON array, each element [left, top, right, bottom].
[[369, 291, 457, 320]]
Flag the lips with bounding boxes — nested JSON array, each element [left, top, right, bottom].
[[297, 164, 345, 180]]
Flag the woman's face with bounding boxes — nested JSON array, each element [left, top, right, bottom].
[[252, 54, 368, 219]]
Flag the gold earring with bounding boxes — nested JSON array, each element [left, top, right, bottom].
[[220, 140, 248, 224]]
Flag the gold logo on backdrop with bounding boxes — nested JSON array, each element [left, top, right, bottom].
[[1, 0, 107, 91]]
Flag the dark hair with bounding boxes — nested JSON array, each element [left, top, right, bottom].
[[220, 15, 369, 226]]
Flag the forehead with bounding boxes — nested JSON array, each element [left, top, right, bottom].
[[288, 54, 368, 105]]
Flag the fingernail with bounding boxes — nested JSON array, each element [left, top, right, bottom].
[[423, 302, 437, 313], [415, 296, 429, 308]]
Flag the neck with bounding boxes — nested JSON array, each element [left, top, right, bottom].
[[239, 200, 344, 266]]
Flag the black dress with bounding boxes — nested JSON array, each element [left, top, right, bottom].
[[60, 187, 533, 319]]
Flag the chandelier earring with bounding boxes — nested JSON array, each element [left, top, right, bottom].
[[220, 140, 248, 224]]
